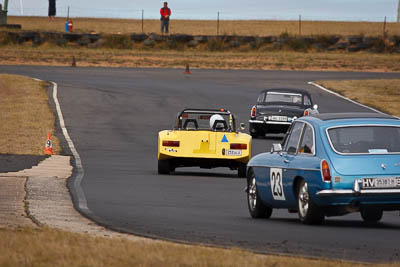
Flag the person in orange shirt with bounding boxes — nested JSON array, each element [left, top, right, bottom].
[[160, 2, 171, 34]]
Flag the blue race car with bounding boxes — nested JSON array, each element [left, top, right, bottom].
[[246, 113, 400, 224]]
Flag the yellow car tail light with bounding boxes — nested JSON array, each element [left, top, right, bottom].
[[163, 141, 180, 147], [230, 143, 247, 150]]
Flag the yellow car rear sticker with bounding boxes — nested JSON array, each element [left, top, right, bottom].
[[221, 135, 229, 143]]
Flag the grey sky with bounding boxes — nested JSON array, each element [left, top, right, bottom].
[[6, 0, 399, 21]]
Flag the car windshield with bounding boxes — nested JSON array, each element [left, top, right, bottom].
[[265, 92, 303, 105], [327, 125, 400, 154], [178, 112, 235, 131]]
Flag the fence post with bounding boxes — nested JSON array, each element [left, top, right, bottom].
[[383, 16, 387, 37], [217, 11, 220, 35], [2, 0, 8, 24], [141, 9, 144, 33], [299, 14, 302, 36]]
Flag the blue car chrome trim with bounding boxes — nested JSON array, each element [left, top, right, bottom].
[[297, 120, 316, 156], [325, 124, 400, 156], [317, 178, 400, 196], [317, 189, 400, 196], [249, 165, 319, 171]]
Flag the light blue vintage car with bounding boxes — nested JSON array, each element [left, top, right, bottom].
[[246, 113, 400, 224]]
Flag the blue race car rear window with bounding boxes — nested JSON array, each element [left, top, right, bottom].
[[327, 125, 400, 154]]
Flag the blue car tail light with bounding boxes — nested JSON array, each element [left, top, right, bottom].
[[321, 159, 331, 183]]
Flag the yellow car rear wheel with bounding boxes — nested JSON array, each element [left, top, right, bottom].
[[238, 163, 247, 178], [158, 159, 171, 174]]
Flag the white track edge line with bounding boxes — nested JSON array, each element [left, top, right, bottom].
[[308, 81, 400, 120], [308, 81, 389, 114], [49, 81, 91, 213]]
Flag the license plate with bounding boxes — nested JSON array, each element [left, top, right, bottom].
[[362, 177, 400, 189], [226, 149, 242, 156], [268, 116, 287, 122]]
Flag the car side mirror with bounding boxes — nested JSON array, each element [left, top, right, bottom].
[[240, 123, 245, 131], [271, 143, 282, 153], [313, 104, 318, 110]]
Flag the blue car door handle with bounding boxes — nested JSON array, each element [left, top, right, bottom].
[[284, 159, 289, 163]]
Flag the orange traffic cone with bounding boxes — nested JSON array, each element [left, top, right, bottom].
[[44, 133, 54, 155], [184, 64, 191, 74], [71, 56, 77, 67]]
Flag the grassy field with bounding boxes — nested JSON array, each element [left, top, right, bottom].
[[317, 79, 400, 117], [0, 227, 372, 267], [0, 46, 399, 72], [1, 16, 400, 71], [6, 16, 400, 36], [0, 74, 60, 155]]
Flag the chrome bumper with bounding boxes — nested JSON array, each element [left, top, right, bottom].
[[249, 119, 291, 125], [317, 179, 400, 196]]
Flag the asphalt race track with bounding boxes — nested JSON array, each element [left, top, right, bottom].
[[2, 65, 400, 262]]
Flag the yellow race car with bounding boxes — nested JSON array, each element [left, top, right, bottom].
[[158, 109, 252, 177]]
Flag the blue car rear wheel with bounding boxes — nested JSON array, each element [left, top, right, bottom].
[[360, 208, 383, 224], [247, 171, 272, 218], [297, 179, 324, 225]]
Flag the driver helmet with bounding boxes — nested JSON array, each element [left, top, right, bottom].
[[209, 114, 225, 130]]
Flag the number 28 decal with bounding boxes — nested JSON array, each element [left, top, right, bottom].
[[270, 168, 285, 200]]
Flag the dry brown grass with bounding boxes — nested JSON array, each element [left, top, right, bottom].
[[1, 46, 400, 72], [3, 16, 400, 72], [0, 73, 399, 267], [317, 79, 400, 117], [0, 226, 373, 267], [6, 16, 400, 36], [0, 74, 61, 155]]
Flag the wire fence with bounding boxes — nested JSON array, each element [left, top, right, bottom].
[[5, 5, 399, 22]]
